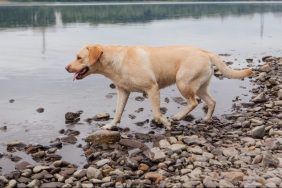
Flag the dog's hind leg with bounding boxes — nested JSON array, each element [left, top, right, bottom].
[[146, 84, 171, 130], [197, 81, 216, 122], [173, 80, 198, 121]]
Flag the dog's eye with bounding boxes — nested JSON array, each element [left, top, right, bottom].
[[77, 56, 82, 60]]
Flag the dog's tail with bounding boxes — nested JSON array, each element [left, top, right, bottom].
[[207, 53, 253, 79]]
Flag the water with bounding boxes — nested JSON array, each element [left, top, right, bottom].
[[1, 1, 282, 173]]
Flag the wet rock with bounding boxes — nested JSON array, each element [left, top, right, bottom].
[[252, 92, 267, 103], [135, 119, 149, 126], [87, 167, 102, 179], [172, 97, 187, 106], [263, 153, 279, 168], [120, 139, 149, 150], [10, 155, 22, 162], [61, 135, 77, 144], [93, 113, 110, 121], [246, 58, 253, 63], [135, 96, 145, 101], [6, 141, 26, 152], [36, 107, 44, 113], [86, 130, 120, 145], [9, 99, 15, 103], [0, 126, 7, 131], [144, 172, 163, 184], [128, 114, 136, 119], [109, 83, 116, 89], [65, 112, 81, 124], [251, 125, 265, 139], [15, 161, 32, 170]]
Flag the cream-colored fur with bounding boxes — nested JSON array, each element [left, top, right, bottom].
[[66, 44, 253, 130]]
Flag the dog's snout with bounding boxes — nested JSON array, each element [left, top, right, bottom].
[[65, 65, 70, 72]]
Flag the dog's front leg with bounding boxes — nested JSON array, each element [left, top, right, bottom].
[[102, 87, 130, 130], [147, 85, 171, 130]]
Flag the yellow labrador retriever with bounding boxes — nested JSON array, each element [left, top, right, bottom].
[[65, 44, 252, 130]]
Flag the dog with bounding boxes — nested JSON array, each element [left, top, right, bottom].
[[65, 44, 253, 130]]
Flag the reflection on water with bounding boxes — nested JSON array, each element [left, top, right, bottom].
[[0, 2, 282, 173], [1, 3, 282, 28]]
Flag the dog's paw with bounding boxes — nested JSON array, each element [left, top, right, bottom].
[[172, 114, 182, 121], [101, 124, 115, 130]]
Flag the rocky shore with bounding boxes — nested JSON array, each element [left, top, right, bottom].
[[1, 56, 282, 188]]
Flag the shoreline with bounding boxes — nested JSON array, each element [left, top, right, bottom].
[[1, 55, 281, 187]]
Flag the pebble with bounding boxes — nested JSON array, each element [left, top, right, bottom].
[[87, 167, 103, 179], [251, 125, 265, 139], [144, 172, 163, 184]]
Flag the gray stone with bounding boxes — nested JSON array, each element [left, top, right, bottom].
[[96, 159, 110, 167], [278, 89, 282, 100], [166, 144, 186, 152], [251, 125, 265, 139], [87, 167, 103, 179], [82, 183, 94, 188], [223, 148, 239, 157], [150, 147, 166, 161], [93, 113, 110, 121], [41, 182, 64, 188], [73, 169, 87, 179], [33, 166, 50, 173], [219, 179, 234, 188], [252, 92, 267, 103], [85, 130, 120, 145], [27, 179, 40, 188], [159, 139, 170, 148]]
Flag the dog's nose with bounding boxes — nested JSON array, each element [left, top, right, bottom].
[[65, 65, 70, 72]]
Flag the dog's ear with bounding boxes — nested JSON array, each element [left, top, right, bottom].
[[87, 46, 103, 65]]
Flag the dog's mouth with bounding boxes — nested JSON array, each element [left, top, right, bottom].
[[73, 66, 89, 81]]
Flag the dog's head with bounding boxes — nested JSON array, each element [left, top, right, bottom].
[[65, 44, 103, 80]]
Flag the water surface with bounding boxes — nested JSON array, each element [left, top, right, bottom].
[[1, 1, 282, 173]]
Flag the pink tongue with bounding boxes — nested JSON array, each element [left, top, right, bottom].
[[73, 72, 79, 81]]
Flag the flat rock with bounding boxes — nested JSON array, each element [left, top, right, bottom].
[[33, 166, 50, 173], [150, 147, 166, 161], [86, 130, 120, 145], [120, 138, 149, 150], [252, 92, 267, 103], [219, 179, 234, 188], [73, 169, 87, 179], [93, 113, 110, 121], [15, 161, 32, 170], [96, 159, 111, 167], [223, 148, 239, 157], [41, 182, 64, 188], [222, 171, 245, 183], [166, 144, 186, 152]]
